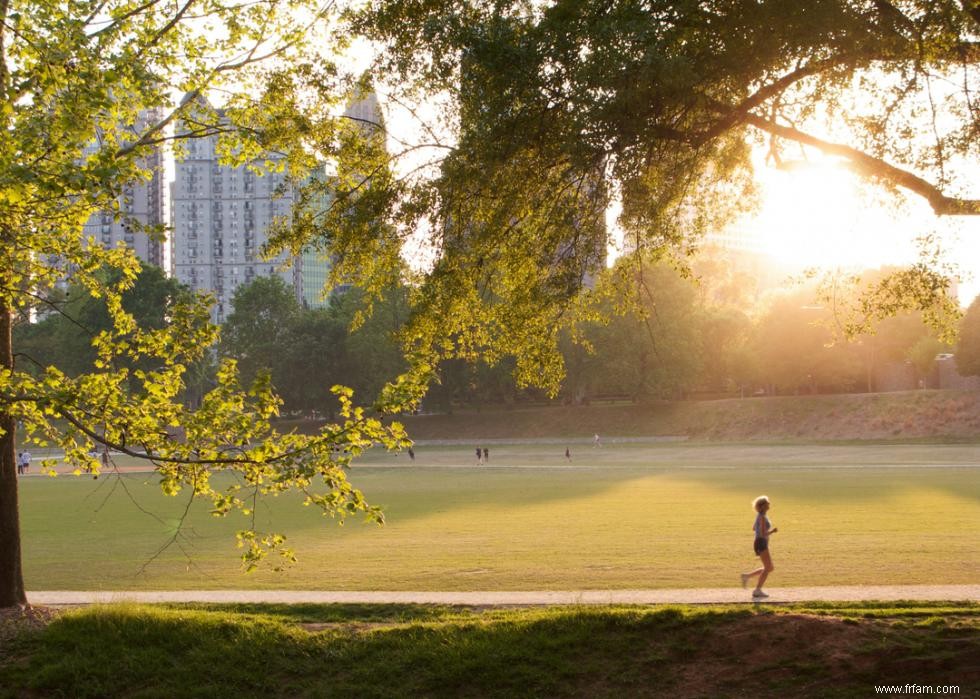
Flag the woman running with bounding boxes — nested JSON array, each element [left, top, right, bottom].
[[741, 495, 777, 598]]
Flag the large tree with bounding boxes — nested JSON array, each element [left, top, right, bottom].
[[575, 261, 703, 401], [0, 1, 405, 608], [332, 0, 976, 395], [219, 279, 410, 416]]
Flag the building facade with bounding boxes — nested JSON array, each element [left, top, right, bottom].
[[81, 109, 167, 268], [170, 88, 402, 321], [171, 118, 308, 322]]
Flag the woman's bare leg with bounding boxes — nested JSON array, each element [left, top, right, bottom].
[[756, 549, 773, 590]]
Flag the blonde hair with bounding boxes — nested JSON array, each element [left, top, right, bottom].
[[753, 495, 770, 512]]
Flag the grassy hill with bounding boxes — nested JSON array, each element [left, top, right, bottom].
[[394, 390, 980, 442], [3, 603, 978, 698]]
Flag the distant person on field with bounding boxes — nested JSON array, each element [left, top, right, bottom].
[[594, 433, 601, 448], [16, 451, 24, 475], [101, 446, 110, 470], [565, 447, 571, 462], [408, 447, 415, 461], [741, 495, 777, 598], [483, 447, 489, 463], [20, 450, 31, 475], [476, 447, 482, 465]]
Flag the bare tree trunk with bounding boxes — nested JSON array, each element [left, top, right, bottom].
[[0, 304, 27, 607]]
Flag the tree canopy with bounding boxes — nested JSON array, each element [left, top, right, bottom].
[[327, 0, 977, 396], [0, 0, 405, 608], [220, 277, 409, 416]]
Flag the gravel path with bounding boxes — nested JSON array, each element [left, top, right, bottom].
[[27, 585, 980, 606]]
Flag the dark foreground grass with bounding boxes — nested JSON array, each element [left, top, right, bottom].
[[1, 603, 978, 698]]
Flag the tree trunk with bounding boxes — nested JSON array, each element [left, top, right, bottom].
[[0, 304, 27, 607], [1, 10, 28, 606]]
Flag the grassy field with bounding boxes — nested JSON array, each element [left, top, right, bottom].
[[18, 443, 980, 590], [2, 602, 978, 698]]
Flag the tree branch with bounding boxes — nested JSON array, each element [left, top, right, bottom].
[[56, 403, 367, 468], [738, 111, 980, 216], [0, 0, 9, 104], [143, 0, 198, 52], [0, 285, 96, 337], [697, 53, 873, 145], [88, 0, 164, 38]]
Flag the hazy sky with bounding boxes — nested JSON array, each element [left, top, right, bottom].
[[737, 156, 980, 307]]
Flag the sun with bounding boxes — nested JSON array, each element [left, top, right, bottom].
[[723, 157, 980, 305], [746, 158, 917, 272]]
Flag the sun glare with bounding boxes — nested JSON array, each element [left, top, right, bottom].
[[726, 155, 980, 305], [748, 159, 917, 271]]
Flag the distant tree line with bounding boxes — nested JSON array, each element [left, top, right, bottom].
[[15, 261, 980, 416], [218, 275, 409, 418], [12, 265, 408, 418], [558, 262, 974, 403]]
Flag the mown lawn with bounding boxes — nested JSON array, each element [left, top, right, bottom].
[[1, 602, 978, 698], [17, 443, 980, 590]]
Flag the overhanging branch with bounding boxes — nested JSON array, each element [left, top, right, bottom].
[[739, 112, 980, 216], [697, 53, 874, 145]]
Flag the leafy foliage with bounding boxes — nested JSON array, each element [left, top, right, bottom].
[[219, 278, 410, 416], [13, 264, 191, 379], [0, 0, 408, 604], [221, 276, 303, 391], [562, 261, 703, 401], [332, 0, 980, 397]]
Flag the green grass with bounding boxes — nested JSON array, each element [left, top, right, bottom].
[[18, 443, 980, 590], [2, 602, 978, 698]]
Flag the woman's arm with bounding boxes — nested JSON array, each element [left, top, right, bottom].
[[756, 514, 777, 536]]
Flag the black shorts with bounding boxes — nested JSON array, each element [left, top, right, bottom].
[[754, 537, 768, 556]]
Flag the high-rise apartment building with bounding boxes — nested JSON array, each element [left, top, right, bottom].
[[343, 89, 382, 129], [171, 105, 306, 323], [170, 88, 397, 321], [295, 249, 334, 309], [81, 109, 167, 268]]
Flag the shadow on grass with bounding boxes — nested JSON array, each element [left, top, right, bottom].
[[20, 446, 980, 545], [18, 461, 980, 590], [2, 604, 978, 698]]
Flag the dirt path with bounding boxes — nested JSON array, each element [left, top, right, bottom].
[[26, 585, 980, 606]]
